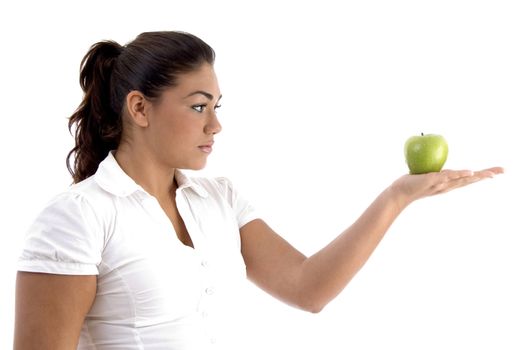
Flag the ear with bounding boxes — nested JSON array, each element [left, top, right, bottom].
[[125, 91, 150, 128]]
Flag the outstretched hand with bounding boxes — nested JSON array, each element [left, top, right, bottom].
[[391, 167, 504, 208]]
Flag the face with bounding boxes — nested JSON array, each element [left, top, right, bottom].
[[143, 63, 222, 170]]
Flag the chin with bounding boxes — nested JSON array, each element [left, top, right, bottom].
[[183, 161, 207, 171]]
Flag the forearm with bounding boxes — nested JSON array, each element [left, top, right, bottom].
[[297, 185, 409, 312], [242, 168, 500, 313]]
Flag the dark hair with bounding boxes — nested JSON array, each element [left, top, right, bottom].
[[66, 31, 215, 183]]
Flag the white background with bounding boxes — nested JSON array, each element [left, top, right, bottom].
[[1, 0, 525, 349]]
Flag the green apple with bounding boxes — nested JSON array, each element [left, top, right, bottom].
[[404, 133, 448, 174]]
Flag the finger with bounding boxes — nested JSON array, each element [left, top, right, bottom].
[[429, 167, 502, 196], [434, 175, 483, 194], [475, 170, 495, 179], [478, 167, 505, 176], [439, 169, 474, 180], [441, 167, 503, 181]]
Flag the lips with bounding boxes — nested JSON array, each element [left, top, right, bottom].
[[198, 141, 214, 153]]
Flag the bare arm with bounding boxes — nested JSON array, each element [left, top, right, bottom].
[[14, 272, 96, 350], [240, 167, 503, 313]]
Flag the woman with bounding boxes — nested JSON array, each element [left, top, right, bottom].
[[14, 31, 503, 349]]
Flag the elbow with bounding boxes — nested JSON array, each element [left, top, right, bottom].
[[292, 283, 335, 314], [302, 301, 326, 314], [307, 304, 325, 314], [296, 295, 328, 314]]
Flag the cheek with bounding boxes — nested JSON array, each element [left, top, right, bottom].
[[149, 105, 204, 147], [160, 117, 202, 148]]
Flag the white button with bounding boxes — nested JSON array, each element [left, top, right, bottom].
[[205, 287, 215, 295]]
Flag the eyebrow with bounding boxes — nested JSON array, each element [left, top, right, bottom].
[[185, 90, 222, 101]]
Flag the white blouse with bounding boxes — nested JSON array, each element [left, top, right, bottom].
[[18, 151, 259, 349]]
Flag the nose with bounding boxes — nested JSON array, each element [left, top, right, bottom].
[[205, 111, 222, 135]]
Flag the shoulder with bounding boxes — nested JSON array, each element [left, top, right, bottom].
[[186, 175, 259, 228], [38, 176, 116, 231], [193, 176, 233, 190], [189, 176, 236, 200], [19, 178, 109, 275], [68, 175, 113, 203], [27, 175, 117, 245]]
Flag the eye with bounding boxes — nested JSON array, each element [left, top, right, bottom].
[[214, 104, 222, 111], [192, 104, 206, 113]]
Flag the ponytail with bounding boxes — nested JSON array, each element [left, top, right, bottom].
[[67, 41, 123, 184], [66, 31, 215, 184]]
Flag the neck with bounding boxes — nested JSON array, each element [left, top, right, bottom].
[[114, 144, 177, 200]]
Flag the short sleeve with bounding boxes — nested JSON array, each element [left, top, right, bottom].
[[17, 192, 103, 275], [217, 177, 259, 228]]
